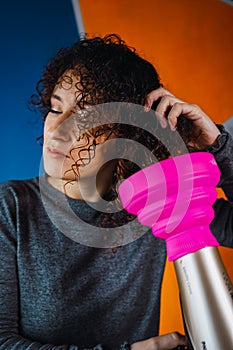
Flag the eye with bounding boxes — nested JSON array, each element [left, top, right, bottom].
[[49, 108, 62, 115]]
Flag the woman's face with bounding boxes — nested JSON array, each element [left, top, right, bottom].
[[43, 74, 116, 190]]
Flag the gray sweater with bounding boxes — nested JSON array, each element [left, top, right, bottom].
[[0, 127, 233, 350]]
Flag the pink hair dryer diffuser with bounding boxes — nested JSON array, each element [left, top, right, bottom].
[[118, 152, 233, 350]]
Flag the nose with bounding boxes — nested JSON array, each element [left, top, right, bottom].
[[46, 115, 77, 142]]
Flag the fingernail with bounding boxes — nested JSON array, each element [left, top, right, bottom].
[[144, 105, 150, 112], [170, 123, 176, 131], [160, 119, 167, 128]]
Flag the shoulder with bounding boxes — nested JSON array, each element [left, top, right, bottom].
[[0, 178, 41, 220], [0, 178, 41, 244], [0, 177, 39, 199]]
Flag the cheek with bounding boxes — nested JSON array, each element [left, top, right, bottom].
[[90, 141, 116, 168], [43, 120, 51, 144], [43, 152, 76, 180], [69, 147, 94, 169], [69, 133, 94, 159]]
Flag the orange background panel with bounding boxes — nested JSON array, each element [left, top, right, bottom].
[[79, 0, 233, 336]]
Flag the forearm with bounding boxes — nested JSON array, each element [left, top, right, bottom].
[[210, 198, 233, 248], [205, 125, 233, 247], [0, 336, 129, 350], [0, 335, 78, 350], [206, 124, 233, 202]]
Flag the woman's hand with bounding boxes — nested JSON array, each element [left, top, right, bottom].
[[131, 331, 187, 350], [144, 87, 220, 150]]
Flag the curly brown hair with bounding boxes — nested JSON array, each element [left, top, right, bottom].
[[31, 33, 192, 231]]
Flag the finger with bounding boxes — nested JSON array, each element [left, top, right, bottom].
[[154, 332, 187, 349], [144, 87, 174, 111], [154, 111, 168, 128], [155, 96, 184, 130], [131, 332, 187, 350], [166, 102, 199, 130]]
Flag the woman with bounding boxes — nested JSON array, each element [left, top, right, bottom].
[[0, 34, 232, 350]]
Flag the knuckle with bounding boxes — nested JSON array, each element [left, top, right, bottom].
[[170, 331, 181, 342], [191, 103, 199, 110], [150, 338, 159, 350], [146, 91, 154, 98], [173, 102, 181, 109], [160, 95, 170, 103]]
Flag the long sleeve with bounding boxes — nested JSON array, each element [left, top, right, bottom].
[[207, 124, 233, 202], [206, 125, 233, 247], [210, 198, 233, 248], [0, 185, 80, 350]]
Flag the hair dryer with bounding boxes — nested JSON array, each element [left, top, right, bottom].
[[118, 152, 233, 350]]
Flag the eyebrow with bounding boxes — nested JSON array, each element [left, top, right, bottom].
[[51, 94, 62, 102]]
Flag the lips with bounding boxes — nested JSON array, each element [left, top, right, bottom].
[[47, 146, 69, 159]]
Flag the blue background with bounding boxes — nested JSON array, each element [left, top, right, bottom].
[[0, 0, 78, 182]]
